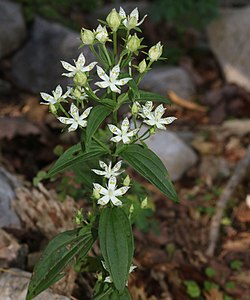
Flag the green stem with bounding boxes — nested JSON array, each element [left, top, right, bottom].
[[59, 103, 70, 117], [90, 45, 105, 66], [102, 44, 112, 66], [113, 31, 117, 63]]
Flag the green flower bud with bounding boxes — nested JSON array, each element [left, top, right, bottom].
[[141, 197, 148, 209], [92, 188, 100, 200], [81, 28, 95, 45], [74, 72, 87, 86], [148, 42, 163, 62], [49, 103, 57, 115], [72, 87, 82, 99], [129, 204, 134, 214], [126, 34, 141, 53], [127, 16, 138, 30], [138, 59, 147, 74], [149, 126, 156, 135], [131, 101, 141, 115], [123, 175, 131, 186], [106, 8, 121, 32], [75, 208, 84, 225]]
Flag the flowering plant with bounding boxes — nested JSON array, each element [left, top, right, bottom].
[[26, 7, 178, 300]]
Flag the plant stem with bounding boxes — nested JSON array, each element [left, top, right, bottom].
[[92, 135, 110, 153], [113, 31, 117, 63], [59, 103, 70, 117]]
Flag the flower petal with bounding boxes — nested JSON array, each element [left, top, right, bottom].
[[121, 117, 129, 133], [110, 136, 122, 143], [98, 195, 110, 206], [58, 117, 74, 125], [40, 92, 55, 104], [108, 124, 121, 135], [110, 65, 120, 81], [82, 61, 98, 72], [155, 104, 165, 119], [93, 183, 107, 195], [130, 8, 139, 20], [92, 169, 106, 176], [114, 186, 129, 196], [119, 7, 126, 18], [55, 85, 63, 98], [111, 196, 122, 206], [115, 77, 131, 86], [80, 106, 93, 120], [99, 161, 107, 170], [113, 160, 122, 172], [61, 61, 75, 72], [109, 83, 121, 93], [78, 119, 87, 127], [108, 176, 117, 190], [96, 65, 109, 81], [77, 53, 86, 67], [162, 117, 177, 125], [126, 128, 139, 137], [68, 121, 79, 132], [70, 103, 79, 119], [137, 14, 147, 26]]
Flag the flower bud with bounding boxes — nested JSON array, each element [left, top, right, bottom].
[[123, 175, 131, 186], [129, 204, 134, 214], [148, 42, 163, 62], [141, 197, 148, 209], [92, 188, 100, 200], [131, 101, 141, 115], [75, 208, 84, 225], [81, 28, 95, 45], [95, 25, 110, 44], [138, 59, 147, 73], [49, 103, 57, 115], [126, 34, 141, 52], [149, 127, 156, 135], [127, 16, 138, 30], [74, 72, 87, 86], [106, 8, 121, 32], [72, 87, 82, 99]]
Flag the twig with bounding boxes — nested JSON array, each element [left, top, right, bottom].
[[206, 145, 250, 257], [167, 90, 208, 112]]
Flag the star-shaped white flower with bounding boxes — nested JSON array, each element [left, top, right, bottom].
[[119, 7, 147, 30], [92, 160, 123, 179], [57, 103, 92, 132], [40, 85, 70, 105], [108, 117, 138, 144], [93, 176, 129, 206], [141, 102, 177, 130], [95, 65, 131, 94], [94, 24, 111, 44], [61, 53, 97, 78]]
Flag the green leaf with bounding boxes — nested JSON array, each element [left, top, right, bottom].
[[47, 143, 108, 178], [99, 207, 134, 293], [86, 105, 112, 150], [26, 226, 96, 300], [109, 288, 132, 300], [121, 144, 178, 202], [135, 90, 172, 105]]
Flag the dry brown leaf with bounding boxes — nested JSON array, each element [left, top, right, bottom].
[[222, 232, 250, 253], [0, 116, 40, 139], [231, 271, 250, 285], [204, 288, 223, 300], [235, 202, 250, 223]]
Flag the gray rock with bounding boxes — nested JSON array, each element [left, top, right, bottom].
[[199, 156, 230, 181], [0, 0, 26, 59], [11, 17, 95, 93], [207, 7, 250, 91], [0, 268, 70, 300], [0, 167, 21, 228], [146, 130, 198, 181], [140, 67, 196, 99]]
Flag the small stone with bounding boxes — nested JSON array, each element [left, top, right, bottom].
[[0, 0, 26, 58], [11, 17, 95, 93], [207, 6, 250, 91], [0, 268, 70, 300], [146, 130, 198, 181], [140, 67, 196, 99]]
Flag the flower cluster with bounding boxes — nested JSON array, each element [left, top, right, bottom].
[[39, 6, 176, 206]]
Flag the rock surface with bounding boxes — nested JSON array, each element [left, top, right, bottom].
[[0, 229, 21, 268], [0, 0, 26, 59], [0, 268, 70, 300], [207, 6, 250, 91], [0, 167, 21, 228], [140, 67, 196, 99], [11, 17, 95, 93], [146, 130, 198, 181]]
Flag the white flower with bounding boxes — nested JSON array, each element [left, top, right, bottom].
[[119, 7, 147, 30], [57, 103, 92, 132], [93, 176, 129, 206], [141, 102, 177, 130], [95, 24, 110, 44], [102, 261, 136, 284], [108, 117, 138, 144], [148, 42, 163, 62], [92, 160, 123, 179], [40, 85, 69, 105], [61, 53, 97, 78], [95, 65, 131, 94]]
